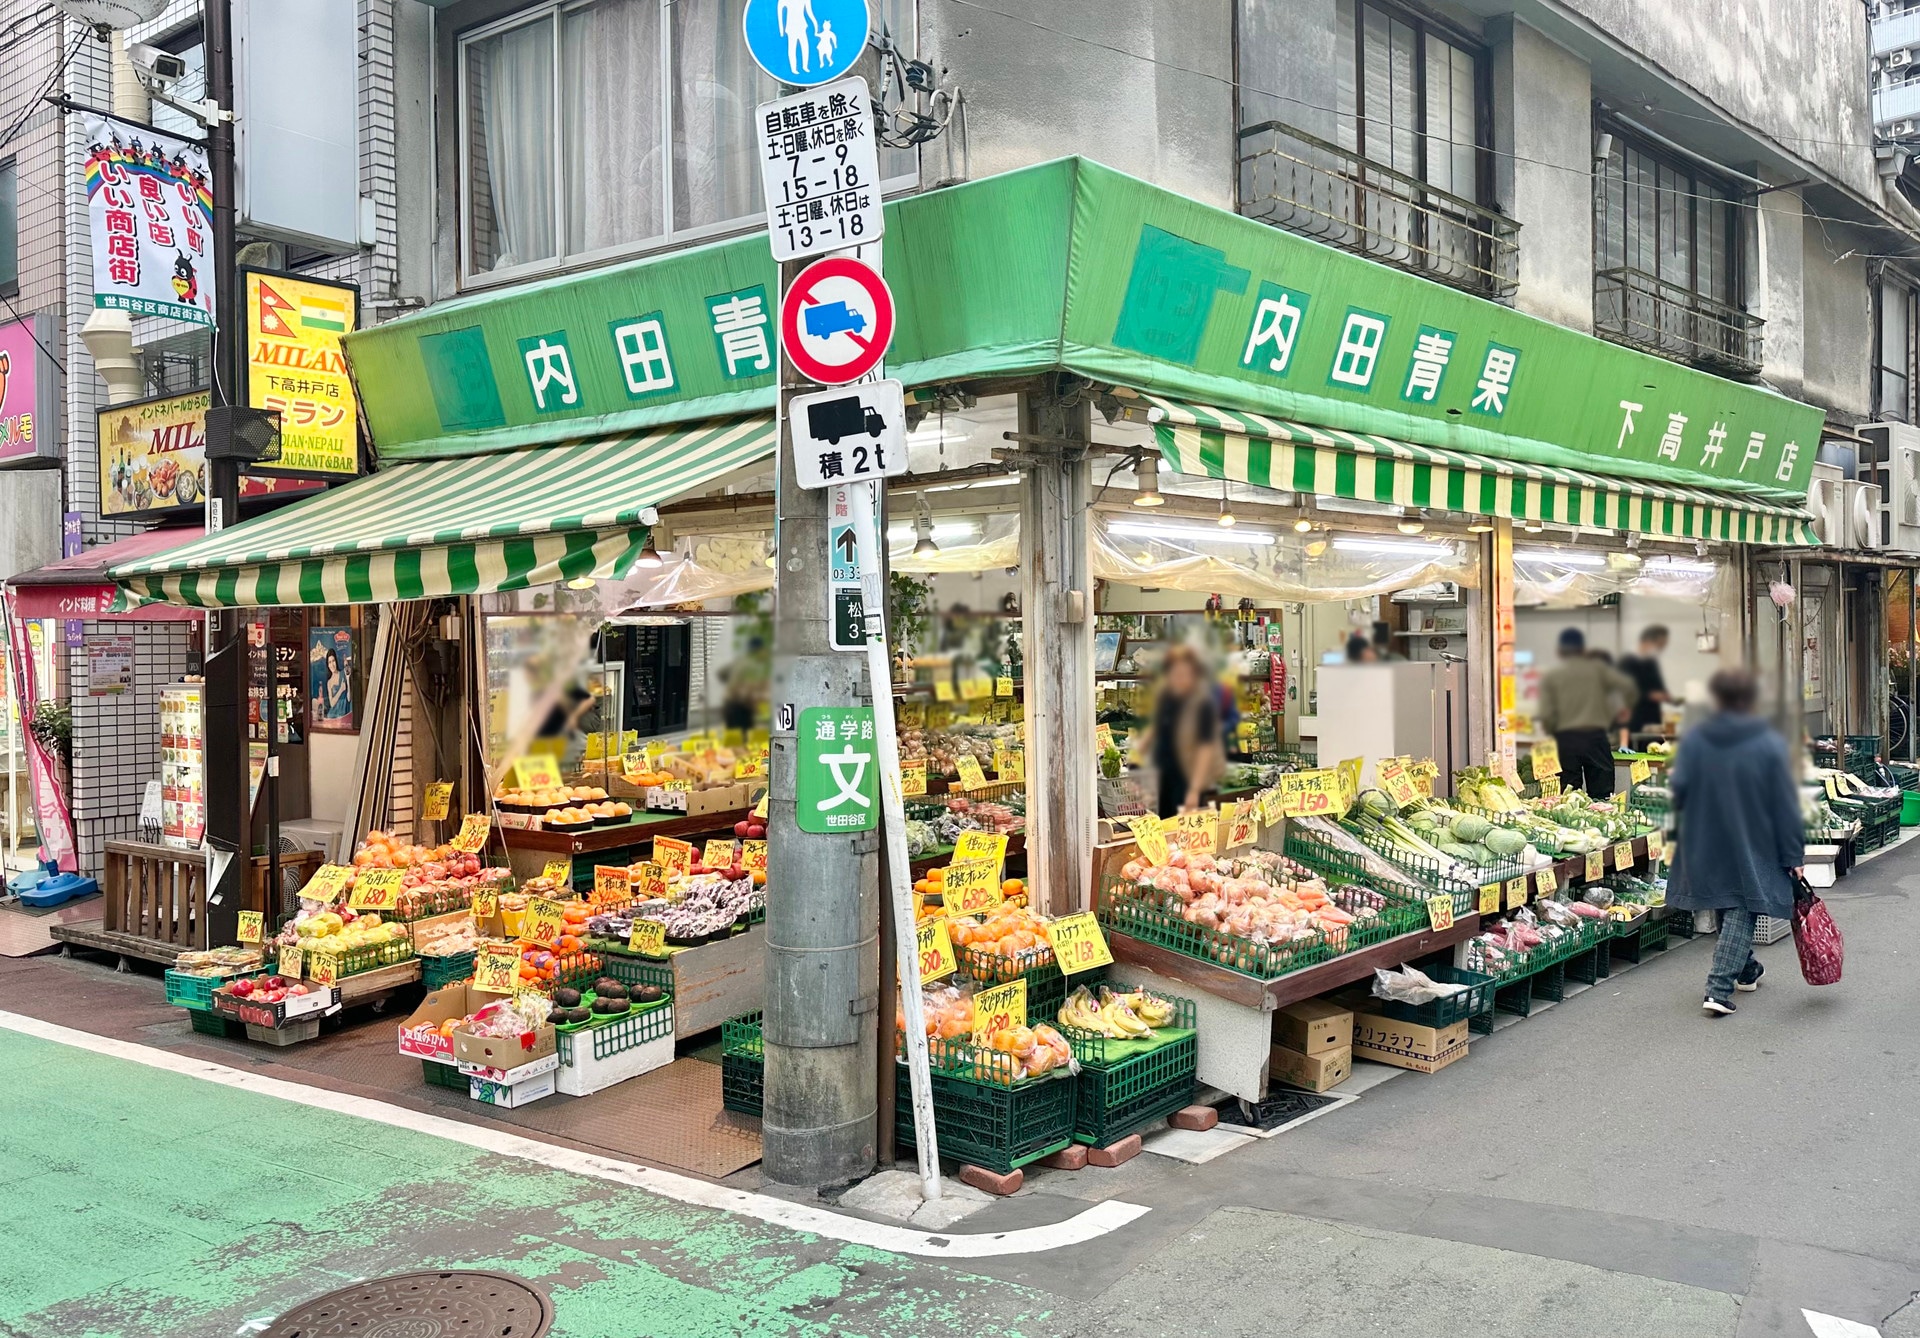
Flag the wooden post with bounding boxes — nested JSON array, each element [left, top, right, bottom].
[[1016, 381, 1096, 914]]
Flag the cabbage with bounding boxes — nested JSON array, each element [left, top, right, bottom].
[[1483, 827, 1528, 858], [1449, 814, 1492, 844]]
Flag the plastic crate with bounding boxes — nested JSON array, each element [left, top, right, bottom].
[[893, 1054, 1077, 1174], [555, 996, 674, 1064], [420, 951, 476, 988], [1566, 938, 1611, 985], [1060, 985, 1197, 1146], [304, 935, 415, 979], [1364, 964, 1496, 1029], [956, 938, 1059, 986], [165, 968, 235, 1011], [1754, 914, 1793, 946], [592, 952, 675, 994], [189, 1009, 246, 1038], [720, 1011, 765, 1116], [422, 1058, 467, 1090], [1098, 879, 1330, 981]]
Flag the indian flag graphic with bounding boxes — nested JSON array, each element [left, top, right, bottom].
[[299, 291, 350, 332]]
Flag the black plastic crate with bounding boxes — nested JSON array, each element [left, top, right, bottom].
[[721, 1011, 765, 1116], [422, 1058, 467, 1090]]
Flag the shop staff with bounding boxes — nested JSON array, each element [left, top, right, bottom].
[[1538, 628, 1638, 798], [1618, 625, 1671, 743], [1144, 644, 1227, 817]]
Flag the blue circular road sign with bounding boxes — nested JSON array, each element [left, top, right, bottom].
[[742, 0, 870, 86]]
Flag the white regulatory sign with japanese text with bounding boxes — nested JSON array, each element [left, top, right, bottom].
[[790, 380, 906, 490], [757, 77, 883, 263]]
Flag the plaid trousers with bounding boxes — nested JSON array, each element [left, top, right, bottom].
[[1707, 908, 1757, 1003]]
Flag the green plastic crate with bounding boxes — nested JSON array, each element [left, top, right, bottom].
[[1366, 964, 1496, 1029], [420, 951, 476, 988], [893, 1053, 1077, 1174], [555, 995, 673, 1064], [1061, 984, 1197, 1146], [421, 1058, 467, 1090], [1098, 879, 1330, 980], [305, 935, 414, 979], [165, 969, 233, 1011], [189, 1009, 246, 1038], [720, 1011, 765, 1116], [591, 951, 676, 994]]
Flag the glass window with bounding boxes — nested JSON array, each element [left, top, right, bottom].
[[0, 159, 16, 295], [1330, 1, 1483, 200], [1593, 129, 1739, 306], [460, 0, 917, 283], [1877, 280, 1918, 423]]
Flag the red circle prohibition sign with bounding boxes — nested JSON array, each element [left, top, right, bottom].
[[779, 255, 896, 386]]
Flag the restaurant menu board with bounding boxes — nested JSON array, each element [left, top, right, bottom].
[[159, 684, 205, 849]]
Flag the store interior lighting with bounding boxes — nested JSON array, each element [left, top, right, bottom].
[[1396, 512, 1427, 535], [920, 473, 1020, 492], [1132, 452, 1165, 506], [1304, 537, 1330, 558], [1293, 516, 1314, 533], [565, 575, 596, 589], [1515, 548, 1606, 568], [1467, 517, 1495, 533], [1217, 481, 1237, 527], [1644, 556, 1719, 576], [1109, 519, 1277, 546], [885, 520, 980, 544], [1329, 535, 1450, 557], [633, 538, 664, 568]]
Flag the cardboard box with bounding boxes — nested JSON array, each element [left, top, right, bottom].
[[452, 1019, 557, 1072], [1268, 1042, 1352, 1093], [1274, 998, 1354, 1057], [458, 1048, 561, 1084], [397, 981, 507, 1061], [469, 1065, 557, 1107], [1352, 1013, 1469, 1071]]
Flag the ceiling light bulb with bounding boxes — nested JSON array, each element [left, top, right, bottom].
[[1293, 517, 1314, 534], [1522, 520, 1545, 533], [1397, 519, 1426, 535], [1304, 539, 1329, 558], [1217, 507, 1237, 528], [1133, 453, 1165, 507], [633, 540, 664, 569], [1467, 519, 1495, 533], [565, 576, 596, 590], [912, 514, 940, 557]]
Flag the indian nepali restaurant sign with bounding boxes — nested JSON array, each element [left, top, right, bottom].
[[341, 159, 1820, 497]]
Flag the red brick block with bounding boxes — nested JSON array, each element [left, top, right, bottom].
[[1038, 1144, 1089, 1171], [1168, 1105, 1219, 1131], [958, 1163, 1024, 1196], [1086, 1133, 1142, 1167]]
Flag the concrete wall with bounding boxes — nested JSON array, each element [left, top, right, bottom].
[[1756, 185, 1807, 402], [922, 0, 1236, 207], [1802, 219, 1876, 419], [1490, 17, 1594, 330], [1548, 0, 1877, 199], [0, 471, 60, 580]]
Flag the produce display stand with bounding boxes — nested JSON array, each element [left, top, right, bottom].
[[893, 1040, 1078, 1175], [592, 928, 766, 1037], [909, 831, 1027, 878], [1061, 983, 1198, 1147], [496, 805, 755, 881]]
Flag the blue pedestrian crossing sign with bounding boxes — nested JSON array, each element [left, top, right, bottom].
[[742, 0, 869, 86]]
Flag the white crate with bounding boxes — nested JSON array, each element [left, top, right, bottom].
[[470, 1066, 557, 1108], [1754, 915, 1793, 945], [555, 1001, 676, 1097]]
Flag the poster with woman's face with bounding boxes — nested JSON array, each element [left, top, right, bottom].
[[307, 627, 356, 733]]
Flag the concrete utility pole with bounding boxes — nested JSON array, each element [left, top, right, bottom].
[[763, 250, 880, 1188]]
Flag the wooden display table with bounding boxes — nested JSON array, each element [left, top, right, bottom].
[[498, 808, 752, 881]]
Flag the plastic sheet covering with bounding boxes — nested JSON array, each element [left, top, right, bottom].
[[602, 531, 775, 611], [889, 509, 1021, 573], [1512, 547, 1725, 608], [1092, 514, 1478, 601]]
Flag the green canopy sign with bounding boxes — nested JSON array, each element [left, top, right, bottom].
[[345, 158, 1819, 498]]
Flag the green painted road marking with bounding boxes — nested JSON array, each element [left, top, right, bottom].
[[0, 1028, 1071, 1337]]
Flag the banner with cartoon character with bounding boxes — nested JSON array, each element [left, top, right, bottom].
[[83, 117, 215, 327]]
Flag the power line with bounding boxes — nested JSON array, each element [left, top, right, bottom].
[[0, 287, 65, 373]]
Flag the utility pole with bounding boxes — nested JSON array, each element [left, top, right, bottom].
[[199, 0, 245, 944]]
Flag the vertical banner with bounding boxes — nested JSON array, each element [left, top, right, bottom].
[[83, 118, 215, 326], [2, 593, 76, 872], [243, 271, 361, 476]]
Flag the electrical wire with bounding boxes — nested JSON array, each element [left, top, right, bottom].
[[0, 27, 86, 158], [0, 287, 63, 372]]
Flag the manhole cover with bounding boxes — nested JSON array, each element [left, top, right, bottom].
[[262, 1270, 552, 1338], [1215, 1088, 1339, 1132]]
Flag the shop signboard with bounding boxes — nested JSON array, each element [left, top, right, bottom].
[[98, 389, 318, 516], [242, 270, 361, 477], [756, 77, 883, 262], [83, 117, 215, 327], [794, 706, 878, 834], [86, 634, 133, 695], [347, 160, 1820, 501], [0, 314, 60, 464]]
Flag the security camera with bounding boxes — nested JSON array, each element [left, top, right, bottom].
[[127, 42, 188, 88]]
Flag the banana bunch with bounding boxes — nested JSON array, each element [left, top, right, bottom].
[[1058, 985, 1172, 1038]]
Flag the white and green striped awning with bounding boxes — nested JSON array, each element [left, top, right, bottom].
[[1140, 396, 1818, 546], [112, 417, 774, 607]]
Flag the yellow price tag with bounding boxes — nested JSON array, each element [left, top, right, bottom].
[[622, 749, 647, 778], [1530, 738, 1561, 778], [1426, 894, 1455, 932], [1646, 831, 1665, 860], [1629, 758, 1652, 784], [1334, 757, 1365, 809], [741, 839, 768, 872], [524, 896, 567, 944], [702, 838, 738, 869], [349, 867, 405, 910], [914, 917, 956, 983], [510, 755, 562, 790], [593, 866, 631, 903], [302, 863, 352, 903], [953, 832, 1008, 878], [1226, 803, 1258, 849], [451, 812, 490, 853], [1126, 814, 1170, 867], [1094, 723, 1116, 754], [541, 858, 573, 886], [961, 676, 993, 700], [954, 755, 989, 791], [898, 700, 926, 727], [1177, 817, 1219, 857], [754, 791, 770, 820], [653, 837, 694, 876], [1539, 776, 1563, 798], [995, 675, 1014, 697], [1376, 759, 1419, 809], [1534, 868, 1558, 897], [1584, 850, 1605, 882], [1049, 911, 1113, 975], [734, 758, 765, 779], [276, 945, 302, 980], [1478, 883, 1501, 915], [934, 681, 956, 702], [1612, 841, 1635, 870], [971, 978, 1028, 1045], [631, 861, 666, 901], [308, 953, 338, 987], [422, 781, 453, 821], [939, 858, 1003, 916], [1004, 748, 1026, 783], [627, 919, 668, 956], [236, 910, 264, 944], [1504, 876, 1528, 910], [473, 946, 519, 993], [472, 889, 499, 921], [1258, 787, 1283, 827], [1278, 769, 1342, 818]]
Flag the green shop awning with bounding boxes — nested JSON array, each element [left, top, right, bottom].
[[111, 417, 773, 607], [1138, 395, 1818, 546]]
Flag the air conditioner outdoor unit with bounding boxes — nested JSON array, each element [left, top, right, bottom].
[[1860, 423, 1920, 552], [1899, 119, 1920, 136], [1838, 479, 1885, 550], [1892, 48, 1913, 67]]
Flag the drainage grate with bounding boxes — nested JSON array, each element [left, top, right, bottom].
[[1214, 1089, 1339, 1133], [262, 1270, 553, 1338]]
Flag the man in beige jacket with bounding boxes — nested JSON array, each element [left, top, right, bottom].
[[1539, 628, 1638, 798]]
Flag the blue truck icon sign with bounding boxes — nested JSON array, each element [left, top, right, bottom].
[[803, 301, 867, 340]]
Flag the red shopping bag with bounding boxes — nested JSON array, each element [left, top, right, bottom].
[[1791, 879, 1844, 986]]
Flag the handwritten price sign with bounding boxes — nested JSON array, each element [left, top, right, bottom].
[[1094, 723, 1116, 754], [1048, 911, 1113, 975], [1534, 868, 1558, 897], [540, 858, 573, 886], [628, 919, 668, 956], [1127, 814, 1170, 867], [1629, 758, 1653, 784], [451, 812, 490, 853], [236, 910, 264, 944], [741, 840, 768, 872], [1646, 831, 1665, 860], [1226, 803, 1258, 850], [349, 867, 405, 910], [954, 755, 989, 791], [473, 946, 520, 993], [702, 839, 737, 869], [631, 862, 667, 901], [1504, 876, 1528, 910], [1426, 894, 1455, 933], [308, 953, 338, 987], [524, 897, 568, 944], [472, 889, 498, 921], [914, 917, 956, 983], [1376, 759, 1420, 809], [1530, 738, 1561, 778], [901, 762, 927, 797], [653, 837, 694, 876], [1612, 842, 1635, 870], [510, 754, 562, 790], [593, 866, 631, 903], [1279, 769, 1341, 817], [422, 781, 453, 821], [1584, 851, 1605, 882], [971, 978, 1028, 1046], [276, 945, 303, 980], [940, 859, 1004, 916], [302, 864, 352, 903], [953, 832, 1008, 878], [1478, 883, 1501, 915]]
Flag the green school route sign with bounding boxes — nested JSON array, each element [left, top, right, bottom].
[[794, 707, 878, 834], [345, 158, 1818, 500]]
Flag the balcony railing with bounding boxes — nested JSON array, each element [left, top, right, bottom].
[[1593, 266, 1764, 378], [1238, 120, 1519, 300]]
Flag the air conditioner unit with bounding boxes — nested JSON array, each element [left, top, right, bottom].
[[1892, 48, 1913, 68], [1899, 119, 1920, 136], [1839, 479, 1885, 549], [1860, 423, 1920, 552], [1805, 463, 1846, 546]]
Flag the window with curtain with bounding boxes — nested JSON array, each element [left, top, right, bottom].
[[1593, 130, 1739, 307], [1332, 0, 1484, 201], [1877, 278, 1919, 423], [460, 0, 917, 283]]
